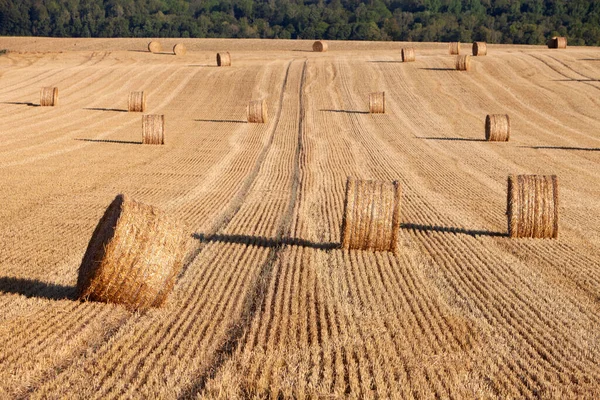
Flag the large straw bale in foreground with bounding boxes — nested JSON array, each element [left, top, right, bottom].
[[128, 91, 146, 112], [456, 55, 472, 71], [341, 177, 401, 253], [313, 41, 328, 52], [40, 87, 58, 106], [485, 114, 510, 141], [77, 194, 188, 310], [142, 114, 165, 145], [369, 92, 385, 114], [507, 175, 559, 239], [247, 100, 267, 123], [217, 52, 231, 66]]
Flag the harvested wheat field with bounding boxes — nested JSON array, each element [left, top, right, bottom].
[[1, 37, 600, 399]]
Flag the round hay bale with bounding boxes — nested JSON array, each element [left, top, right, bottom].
[[472, 41, 487, 56], [247, 100, 268, 123], [142, 114, 165, 145], [548, 36, 567, 49], [217, 52, 231, 67], [369, 92, 385, 114], [449, 42, 460, 55], [77, 194, 188, 310], [401, 48, 416, 62], [313, 41, 328, 52], [40, 87, 58, 107], [341, 177, 402, 253], [485, 114, 510, 141], [128, 91, 146, 112], [173, 43, 187, 56], [456, 55, 472, 71], [148, 41, 162, 53], [507, 175, 559, 239]]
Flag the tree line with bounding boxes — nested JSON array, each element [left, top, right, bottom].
[[0, 0, 599, 46]]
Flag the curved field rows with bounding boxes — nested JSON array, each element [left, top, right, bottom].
[[0, 38, 599, 398]]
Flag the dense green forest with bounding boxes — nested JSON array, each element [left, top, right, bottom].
[[1, 0, 599, 45]]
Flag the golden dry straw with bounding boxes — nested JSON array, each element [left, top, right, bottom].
[[369, 92, 385, 114], [142, 114, 165, 145], [456, 55, 472, 71], [548, 37, 567, 49], [128, 91, 146, 112], [173, 43, 187, 56], [340, 177, 402, 253], [485, 114, 510, 141], [77, 194, 188, 310], [449, 42, 460, 55], [148, 41, 162, 53], [40, 87, 58, 106], [217, 52, 231, 66], [313, 40, 328, 52], [472, 41, 487, 56], [247, 100, 268, 123], [507, 175, 559, 239], [401, 48, 416, 62]]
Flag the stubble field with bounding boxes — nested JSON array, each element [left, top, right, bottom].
[[0, 37, 599, 398]]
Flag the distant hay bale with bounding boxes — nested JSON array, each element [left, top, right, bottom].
[[449, 42, 460, 55], [548, 37, 567, 49], [148, 41, 161, 53], [341, 177, 402, 253], [40, 87, 58, 106], [217, 52, 231, 66], [173, 43, 187, 56], [247, 100, 267, 123], [369, 92, 385, 114], [456, 55, 472, 71], [507, 175, 559, 239], [472, 41, 487, 56], [485, 114, 510, 141], [77, 194, 187, 310], [142, 114, 165, 145], [313, 41, 328, 52], [128, 91, 146, 112], [401, 48, 416, 62]]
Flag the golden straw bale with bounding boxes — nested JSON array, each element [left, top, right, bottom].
[[369, 92, 385, 114], [142, 114, 165, 145], [456, 55, 472, 71], [148, 41, 162, 53], [341, 177, 402, 253], [507, 175, 559, 239], [312, 41, 328, 52], [401, 48, 416, 62], [173, 43, 187, 56], [449, 42, 460, 55], [548, 37, 567, 49], [247, 100, 268, 123], [128, 91, 146, 112], [217, 52, 231, 66], [485, 114, 510, 141], [472, 41, 487, 56], [77, 194, 188, 310], [40, 87, 58, 106]]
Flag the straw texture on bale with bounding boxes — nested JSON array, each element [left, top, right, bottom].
[[217, 52, 231, 66], [312, 41, 328, 52], [173, 43, 187, 56], [485, 114, 510, 141], [142, 114, 165, 145], [369, 92, 386, 114], [548, 37, 567, 49], [40, 87, 58, 107], [247, 100, 268, 123], [148, 41, 161, 53], [128, 91, 146, 112], [401, 48, 416, 62], [449, 42, 460, 55], [340, 177, 402, 253], [456, 55, 472, 71], [507, 175, 559, 239], [472, 41, 487, 56], [77, 194, 188, 310]]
